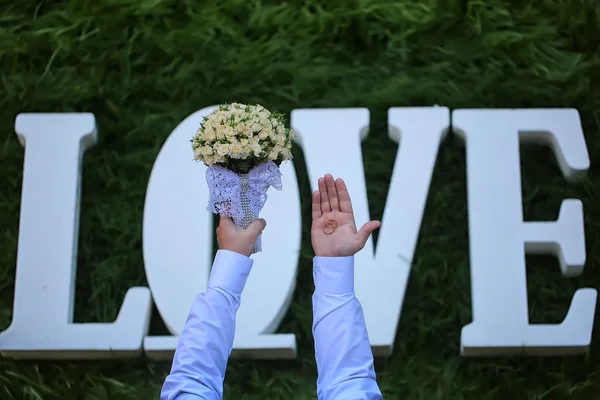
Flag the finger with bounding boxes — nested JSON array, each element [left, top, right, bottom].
[[245, 218, 267, 240], [219, 215, 235, 227], [312, 190, 322, 220], [335, 178, 354, 214], [357, 220, 381, 248], [217, 215, 233, 235], [325, 174, 339, 211], [318, 177, 331, 213]]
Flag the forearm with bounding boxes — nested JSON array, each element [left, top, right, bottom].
[[312, 256, 383, 400], [161, 250, 253, 400]]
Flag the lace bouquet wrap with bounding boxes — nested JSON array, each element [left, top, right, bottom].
[[191, 103, 294, 253]]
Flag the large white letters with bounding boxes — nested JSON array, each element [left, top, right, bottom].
[[1, 108, 595, 360], [292, 107, 449, 356], [142, 107, 300, 360], [455, 109, 597, 356], [0, 114, 152, 359]]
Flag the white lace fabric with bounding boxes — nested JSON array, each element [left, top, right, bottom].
[[205, 160, 283, 222]]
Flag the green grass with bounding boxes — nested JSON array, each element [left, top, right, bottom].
[[1, 0, 600, 398]]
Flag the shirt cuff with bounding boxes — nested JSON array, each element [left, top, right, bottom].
[[313, 256, 354, 294], [208, 250, 254, 293]]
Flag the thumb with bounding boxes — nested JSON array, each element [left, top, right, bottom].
[[219, 215, 235, 227], [245, 218, 267, 240], [357, 220, 381, 247]]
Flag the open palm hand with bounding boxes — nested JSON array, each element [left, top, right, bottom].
[[311, 174, 381, 257]]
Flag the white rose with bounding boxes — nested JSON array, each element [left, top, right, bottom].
[[204, 154, 216, 165], [240, 127, 251, 137], [193, 146, 203, 160], [224, 128, 236, 143], [229, 142, 243, 159], [215, 143, 230, 157], [258, 129, 269, 140], [280, 147, 293, 160], [251, 123, 262, 133], [268, 145, 282, 161], [289, 129, 296, 141], [203, 129, 216, 142], [240, 138, 249, 145], [203, 145, 214, 156], [275, 133, 286, 146], [216, 127, 226, 140], [251, 143, 262, 157], [242, 145, 252, 158]]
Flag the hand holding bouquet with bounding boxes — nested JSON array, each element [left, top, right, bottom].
[[191, 103, 294, 253]]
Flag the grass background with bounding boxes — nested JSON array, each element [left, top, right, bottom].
[[1, 0, 600, 398]]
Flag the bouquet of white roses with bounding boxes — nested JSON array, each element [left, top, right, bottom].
[[191, 103, 294, 253]]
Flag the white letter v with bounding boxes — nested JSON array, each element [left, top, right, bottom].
[[292, 107, 449, 356]]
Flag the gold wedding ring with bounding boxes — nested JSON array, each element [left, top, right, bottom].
[[323, 219, 337, 234]]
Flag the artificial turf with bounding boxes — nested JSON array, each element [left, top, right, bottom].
[[1, 0, 600, 399]]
